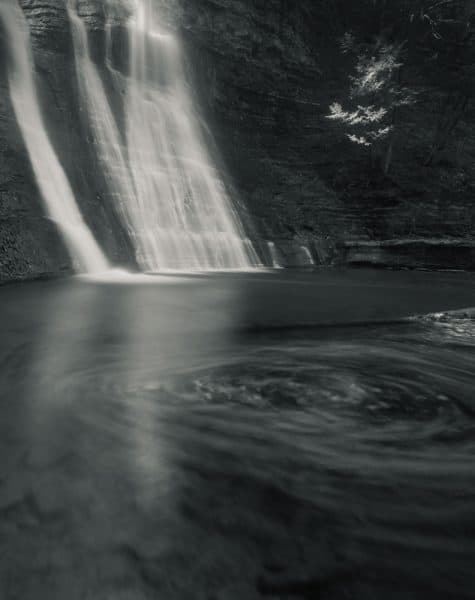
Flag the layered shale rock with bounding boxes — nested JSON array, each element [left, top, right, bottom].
[[19, 0, 69, 47], [177, 0, 475, 264]]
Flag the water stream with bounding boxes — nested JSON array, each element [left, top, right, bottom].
[[267, 241, 283, 268], [300, 245, 315, 265], [0, 0, 109, 274], [68, 0, 260, 271]]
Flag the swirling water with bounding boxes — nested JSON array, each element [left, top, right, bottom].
[[0, 270, 474, 599]]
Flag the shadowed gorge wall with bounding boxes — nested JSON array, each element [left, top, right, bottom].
[[1, 0, 475, 281], [178, 0, 475, 265]]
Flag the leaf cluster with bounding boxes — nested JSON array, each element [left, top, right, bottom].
[[327, 36, 415, 147]]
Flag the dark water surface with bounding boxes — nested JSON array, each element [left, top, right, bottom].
[[1, 269, 475, 599]]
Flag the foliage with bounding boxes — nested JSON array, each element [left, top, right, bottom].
[[327, 36, 414, 150], [325, 0, 474, 168]]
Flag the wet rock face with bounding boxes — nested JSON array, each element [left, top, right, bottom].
[[178, 0, 341, 243], [19, 0, 70, 51], [176, 0, 475, 267]]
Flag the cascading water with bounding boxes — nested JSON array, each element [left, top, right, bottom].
[[67, 0, 139, 259], [267, 241, 283, 269], [300, 245, 315, 266], [68, 0, 260, 271], [0, 0, 109, 274]]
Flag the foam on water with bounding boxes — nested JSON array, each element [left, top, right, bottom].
[[77, 268, 192, 284]]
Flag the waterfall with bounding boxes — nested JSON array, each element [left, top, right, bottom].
[[300, 245, 315, 266], [0, 0, 109, 274], [267, 241, 283, 269], [68, 0, 260, 271], [67, 0, 139, 260]]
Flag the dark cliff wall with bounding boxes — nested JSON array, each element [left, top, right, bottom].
[[178, 0, 475, 265], [180, 1, 350, 247], [1, 0, 475, 281]]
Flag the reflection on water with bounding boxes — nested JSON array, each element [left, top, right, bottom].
[[1, 270, 475, 599]]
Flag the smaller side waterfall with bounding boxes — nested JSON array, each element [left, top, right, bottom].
[[0, 0, 109, 274], [267, 241, 283, 269], [300, 245, 315, 266]]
